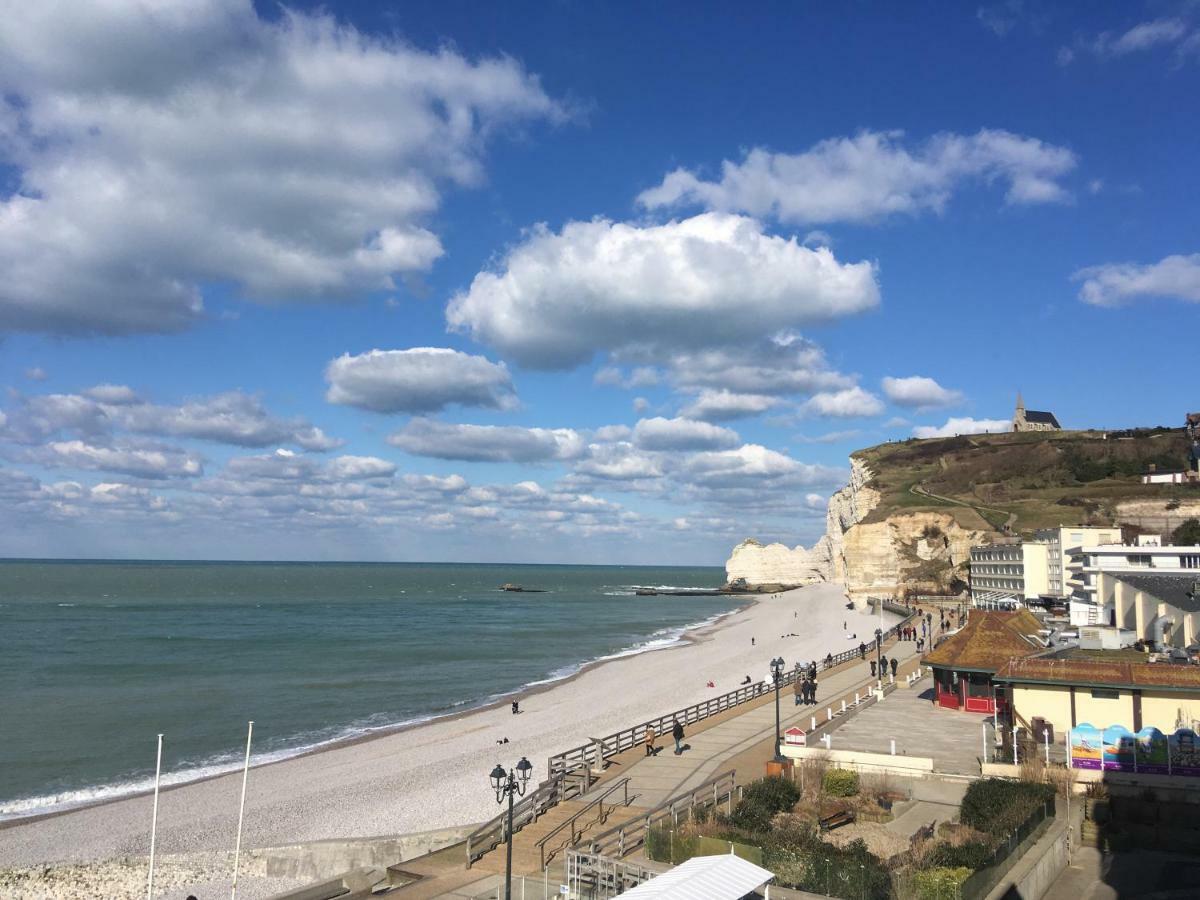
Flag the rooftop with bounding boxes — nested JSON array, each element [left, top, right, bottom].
[[994, 655, 1200, 692], [1108, 571, 1200, 613], [1023, 410, 1061, 427], [921, 609, 1046, 674]]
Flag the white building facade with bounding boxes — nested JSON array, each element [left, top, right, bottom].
[[1068, 540, 1200, 626]]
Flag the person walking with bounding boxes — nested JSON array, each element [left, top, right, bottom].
[[672, 718, 684, 755], [808, 661, 817, 681], [870, 659, 877, 677], [644, 726, 656, 756], [858, 642, 866, 659], [879, 655, 888, 679], [890, 657, 898, 678], [793, 676, 804, 706], [808, 678, 817, 704]]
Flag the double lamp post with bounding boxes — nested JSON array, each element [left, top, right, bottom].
[[490, 756, 533, 900]]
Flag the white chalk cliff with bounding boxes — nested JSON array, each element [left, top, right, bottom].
[[726, 457, 989, 600]]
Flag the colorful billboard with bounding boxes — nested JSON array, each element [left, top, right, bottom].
[[1069, 723, 1200, 776]]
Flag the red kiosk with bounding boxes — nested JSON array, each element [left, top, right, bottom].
[[921, 610, 1044, 715]]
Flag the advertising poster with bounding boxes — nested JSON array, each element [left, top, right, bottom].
[[1102, 725, 1135, 771], [1070, 723, 1103, 770]]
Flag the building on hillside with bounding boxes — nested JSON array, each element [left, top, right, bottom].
[[968, 525, 1121, 606], [1068, 540, 1200, 627], [994, 655, 1200, 740], [922, 609, 1047, 714], [1013, 392, 1060, 432]]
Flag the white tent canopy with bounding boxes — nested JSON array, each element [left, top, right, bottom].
[[614, 853, 774, 899]]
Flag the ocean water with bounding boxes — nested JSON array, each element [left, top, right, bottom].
[[0, 560, 737, 820]]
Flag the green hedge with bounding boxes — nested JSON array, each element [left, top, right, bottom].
[[823, 768, 860, 797], [960, 779, 1053, 835], [731, 776, 801, 832], [909, 866, 971, 899], [925, 840, 994, 870], [763, 837, 890, 900]]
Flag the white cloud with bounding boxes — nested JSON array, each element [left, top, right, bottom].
[[593, 424, 633, 442], [795, 429, 863, 445], [679, 390, 781, 422], [632, 397, 650, 414], [575, 443, 664, 481], [24, 367, 47, 382], [33, 439, 203, 479], [387, 419, 584, 462], [681, 444, 840, 489], [446, 213, 879, 368], [664, 334, 854, 396], [1073, 253, 1200, 307], [326, 455, 397, 481], [593, 366, 661, 389], [324, 348, 517, 414], [801, 387, 885, 418], [631, 417, 739, 451], [82, 384, 141, 405], [881, 375, 964, 410], [0, 1, 559, 334], [913, 417, 1012, 438], [637, 130, 1077, 224]]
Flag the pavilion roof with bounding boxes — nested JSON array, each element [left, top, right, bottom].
[[921, 609, 1045, 674]]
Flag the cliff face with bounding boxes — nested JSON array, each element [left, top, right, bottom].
[[726, 457, 991, 601]]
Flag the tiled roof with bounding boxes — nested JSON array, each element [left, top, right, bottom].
[[1024, 410, 1060, 426], [994, 656, 1200, 691], [921, 609, 1045, 673]]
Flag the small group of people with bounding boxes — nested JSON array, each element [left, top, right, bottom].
[[869, 655, 899, 679], [897, 625, 920, 641], [645, 719, 686, 756], [792, 660, 819, 705]]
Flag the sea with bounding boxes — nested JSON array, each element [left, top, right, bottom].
[[0, 560, 739, 821]]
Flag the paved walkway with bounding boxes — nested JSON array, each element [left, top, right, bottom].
[[585, 633, 926, 810]]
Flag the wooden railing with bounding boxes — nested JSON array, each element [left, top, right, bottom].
[[465, 763, 594, 868], [585, 770, 737, 860], [535, 777, 632, 870], [547, 608, 919, 778]]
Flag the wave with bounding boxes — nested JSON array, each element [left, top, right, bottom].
[[0, 605, 740, 822]]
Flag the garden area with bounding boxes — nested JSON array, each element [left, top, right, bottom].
[[644, 759, 1057, 900]]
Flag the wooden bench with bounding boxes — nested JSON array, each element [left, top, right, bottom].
[[819, 809, 856, 832]]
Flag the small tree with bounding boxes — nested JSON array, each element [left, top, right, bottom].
[[1172, 518, 1200, 546]]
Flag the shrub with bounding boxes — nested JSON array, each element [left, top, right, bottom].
[[764, 837, 890, 899], [823, 768, 860, 797], [925, 840, 993, 870], [909, 867, 971, 900], [730, 776, 801, 833], [960, 778, 1053, 835]]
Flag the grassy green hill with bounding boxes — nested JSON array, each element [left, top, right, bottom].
[[853, 428, 1194, 535]]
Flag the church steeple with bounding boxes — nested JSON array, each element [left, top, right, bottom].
[[1016, 391, 1024, 415]]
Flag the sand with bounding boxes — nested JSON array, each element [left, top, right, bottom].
[[0, 584, 889, 897]]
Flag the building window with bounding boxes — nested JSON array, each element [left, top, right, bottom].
[[1090, 688, 1119, 700], [1183, 555, 1200, 569]]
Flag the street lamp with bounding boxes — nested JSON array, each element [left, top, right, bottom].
[[874, 627, 883, 683], [490, 756, 534, 900], [771, 656, 786, 762]]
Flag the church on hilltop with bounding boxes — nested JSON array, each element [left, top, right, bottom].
[[1013, 393, 1060, 432]]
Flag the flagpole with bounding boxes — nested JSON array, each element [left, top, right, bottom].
[[231, 721, 254, 900], [147, 733, 163, 900]]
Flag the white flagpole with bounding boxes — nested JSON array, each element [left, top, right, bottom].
[[147, 733, 163, 900], [231, 721, 254, 900]]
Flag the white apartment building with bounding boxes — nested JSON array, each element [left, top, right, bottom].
[[1068, 539, 1200, 626], [970, 525, 1121, 606]]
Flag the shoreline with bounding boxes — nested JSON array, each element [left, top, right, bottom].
[[0, 583, 883, 878], [0, 597, 753, 830]]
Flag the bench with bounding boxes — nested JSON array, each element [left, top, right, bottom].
[[819, 809, 856, 832]]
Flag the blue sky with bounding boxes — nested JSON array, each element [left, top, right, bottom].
[[0, 1, 1197, 564]]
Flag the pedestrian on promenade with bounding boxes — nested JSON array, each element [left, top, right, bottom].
[[672, 718, 684, 755], [512, 700, 520, 715], [879, 655, 888, 678], [808, 679, 817, 703], [751, 637, 755, 646], [808, 662, 817, 680], [793, 676, 804, 706], [824, 653, 833, 669], [858, 642, 866, 659], [870, 660, 877, 677], [890, 658, 898, 678], [644, 726, 655, 756]]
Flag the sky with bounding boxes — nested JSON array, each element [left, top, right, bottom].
[[0, 0, 1197, 565]]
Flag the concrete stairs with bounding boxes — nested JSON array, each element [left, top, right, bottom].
[[472, 799, 649, 875]]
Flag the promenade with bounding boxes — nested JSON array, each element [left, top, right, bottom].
[[408, 619, 935, 899]]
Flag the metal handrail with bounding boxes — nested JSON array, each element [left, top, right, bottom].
[[585, 769, 737, 859], [535, 777, 632, 870], [465, 764, 594, 867]]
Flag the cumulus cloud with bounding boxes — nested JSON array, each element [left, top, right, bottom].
[[325, 348, 517, 414], [30, 439, 203, 480], [637, 130, 1077, 224], [681, 444, 841, 490], [575, 443, 665, 481], [593, 366, 661, 389], [664, 334, 854, 397], [387, 419, 584, 462], [913, 417, 1012, 438], [679, 390, 781, 422], [446, 213, 879, 368], [1062, 18, 1196, 64], [632, 417, 739, 451], [1073, 253, 1200, 307], [881, 376, 964, 410], [801, 387, 885, 418], [83, 384, 141, 405], [24, 367, 47, 382], [0, 1, 559, 334], [326, 455, 397, 481]]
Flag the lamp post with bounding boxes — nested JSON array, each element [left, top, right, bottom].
[[490, 756, 533, 900], [771, 656, 786, 761], [874, 627, 883, 684]]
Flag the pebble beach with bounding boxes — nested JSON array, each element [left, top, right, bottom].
[[0, 583, 889, 898]]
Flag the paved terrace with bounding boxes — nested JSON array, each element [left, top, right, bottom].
[[401, 624, 943, 899]]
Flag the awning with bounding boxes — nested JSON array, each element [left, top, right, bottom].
[[615, 853, 774, 899]]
